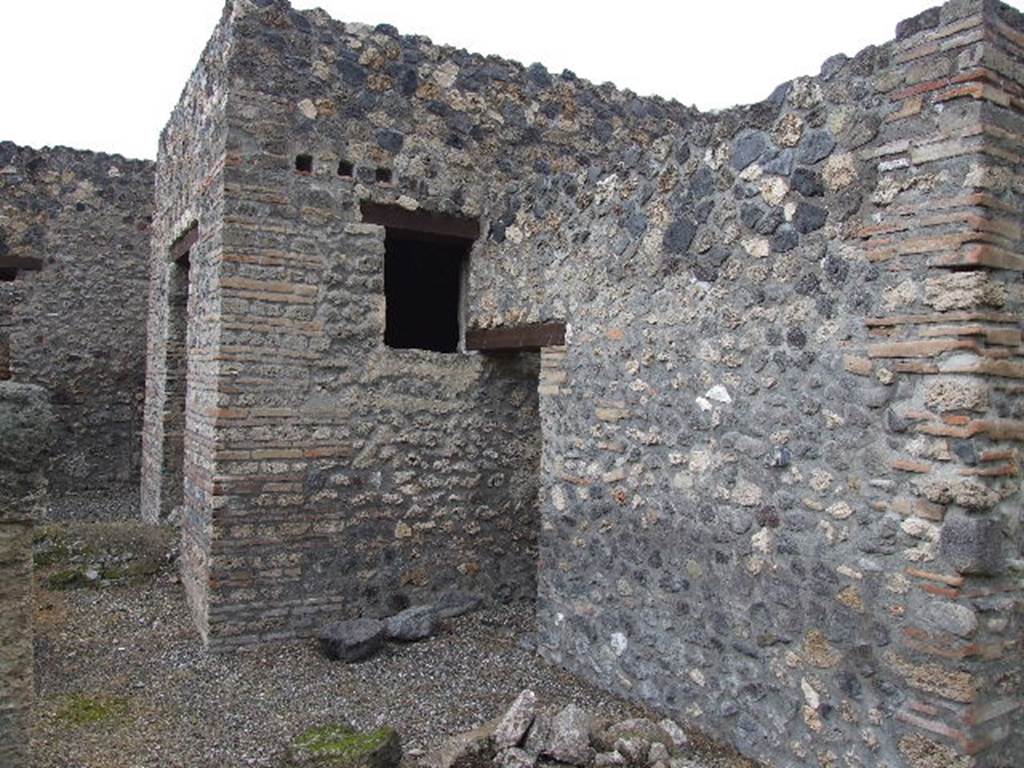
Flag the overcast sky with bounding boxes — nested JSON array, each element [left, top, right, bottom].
[[0, 0, 974, 160]]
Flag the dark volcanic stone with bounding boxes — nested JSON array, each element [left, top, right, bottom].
[[318, 618, 386, 662], [940, 512, 1004, 576], [662, 216, 697, 254], [434, 589, 484, 619], [771, 226, 799, 253], [376, 128, 405, 153], [796, 130, 836, 165], [793, 202, 827, 234], [755, 208, 784, 235], [762, 149, 794, 176], [527, 63, 552, 88], [790, 168, 824, 197], [731, 130, 769, 170], [385, 605, 438, 642], [896, 7, 941, 40], [820, 53, 849, 80]]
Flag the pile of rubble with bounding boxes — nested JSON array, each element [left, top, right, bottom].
[[424, 690, 697, 768]]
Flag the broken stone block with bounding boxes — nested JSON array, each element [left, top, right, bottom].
[[596, 718, 674, 752], [317, 618, 386, 663], [420, 718, 499, 768], [612, 737, 647, 764], [731, 130, 769, 170], [544, 704, 593, 765], [796, 129, 836, 164], [522, 710, 552, 757], [385, 605, 438, 642], [940, 512, 1004, 576], [918, 600, 978, 638], [434, 589, 484, 620], [648, 742, 671, 763], [495, 747, 535, 768], [593, 751, 626, 768], [287, 723, 401, 768], [656, 719, 688, 750], [494, 689, 537, 749]]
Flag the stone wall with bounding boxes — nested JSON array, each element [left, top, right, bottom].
[[0, 142, 153, 519], [145, 0, 568, 646], [0, 383, 53, 767], [523, 3, 1024, 767], [140, 2, 233, 645], [148, 0, 1023, 763]]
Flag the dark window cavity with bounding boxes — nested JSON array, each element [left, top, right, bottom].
[[295, 154, 313, 173], [384, 231, 469, 353]]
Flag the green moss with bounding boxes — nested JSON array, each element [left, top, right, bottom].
[[47, 568, 89, 589], [55, 695, 128, 727], [33, 542, 72, 567], [292, 724, 398, 764]]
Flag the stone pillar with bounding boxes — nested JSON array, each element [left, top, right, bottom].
[[0, 383, 53, 767], [847, 3, 1024, 764]]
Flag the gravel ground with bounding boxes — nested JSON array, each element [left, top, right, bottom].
[[32, 528, 754, 768]]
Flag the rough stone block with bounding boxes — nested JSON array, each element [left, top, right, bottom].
[[940, 511, 1004, 575], [317, 619, 386, 663], [287, 723, 401, 768], [385, 605, 438, 642]]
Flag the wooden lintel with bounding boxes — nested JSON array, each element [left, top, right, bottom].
[[465, 322, 566, 352], [170, 223, 199, 263], [360, 202, 480, 241], [0, 254, 43, 271]]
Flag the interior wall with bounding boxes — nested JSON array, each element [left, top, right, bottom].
[[0, 142, 152, 520]]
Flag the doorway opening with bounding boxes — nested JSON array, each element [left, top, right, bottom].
[[164, 224, 196, 514]]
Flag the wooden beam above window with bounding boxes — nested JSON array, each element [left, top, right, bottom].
[[465, 322, 566, 352], [360, 202, 480, 242]]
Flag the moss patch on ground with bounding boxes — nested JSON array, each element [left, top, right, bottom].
[[54, 694, 130, 728], [46, 568, 91, 590], [34, 521, 176, 590], [289, 724, 401, 767]]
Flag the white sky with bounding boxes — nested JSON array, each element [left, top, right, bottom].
[[0, 0, 984, 160]]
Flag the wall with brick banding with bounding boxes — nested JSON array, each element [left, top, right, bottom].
[[141, 0, 1023, 765]]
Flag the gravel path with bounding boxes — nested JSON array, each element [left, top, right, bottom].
[[32, 531, 754, 768]]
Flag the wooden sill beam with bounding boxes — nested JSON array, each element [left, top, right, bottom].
[[0, 255, 43, 271], [465, 322, 566, 352]]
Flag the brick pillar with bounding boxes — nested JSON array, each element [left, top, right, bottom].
[[846, 2, 1023, 764], [0, 383, 52, 768]]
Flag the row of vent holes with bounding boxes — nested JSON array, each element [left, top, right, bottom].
[[295, 154, 391, 183]]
